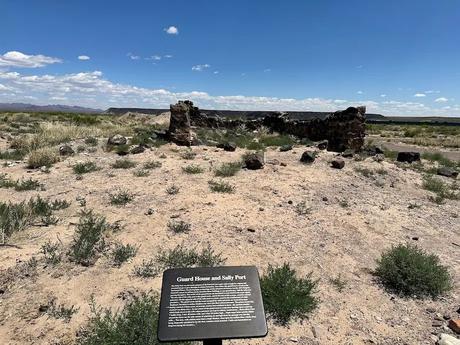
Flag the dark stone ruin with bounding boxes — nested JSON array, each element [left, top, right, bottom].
[[166, 100, 366, 152]]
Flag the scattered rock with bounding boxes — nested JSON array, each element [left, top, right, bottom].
[[38, 305, 49, 313], [107, 134, 127, 146], [373, 153, 385, 162], [449, 319, 460, 334], [247, 228, 256, 233], [438, 333, 460, 345], [317, 140, 328, 150], [59, 144, 74, 156], [244, 152, 264, 170], [280, 162, 287, 167], [145, 208, 154, 215], [300, 151, 315, 164], [130, 145, 145, 154], [331, 158, 345, 169], [341, 149, 355, 158], [267, 159, 280, 165], [279, 144, 293, 152], [437, 167, 458, 178], [216, 142, 237, 152], [397, 151, 420, 163]]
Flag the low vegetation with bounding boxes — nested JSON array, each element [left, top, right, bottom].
[[0, 174, 43, 191], [260, 263, 319, 325], [167, 220, 191, 234], [111, 158, 137, 169], [41, 240, 64, 265], [182, 164, 204, 174], [422, 175, 459, 203], [27, 147, 60, 168], [157, 244, 226, 269], [111, 243, 138, 267], [214, 161, 242, 177], [166, 185, 179, 195], [142, 160, 162, 169], [109, 190, 134, 206], [208, 179, 235, 193], [73, 161, 99, 174], [45, 298, 79, 322], [375, 244, 452, 298]]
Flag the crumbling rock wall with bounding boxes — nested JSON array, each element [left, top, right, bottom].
[[168, 100, 366, 151]]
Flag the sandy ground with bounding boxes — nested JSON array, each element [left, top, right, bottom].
[[0, 140, 459, 345]]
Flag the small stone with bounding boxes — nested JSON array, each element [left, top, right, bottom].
[[38, 305, 49, 313], [279, 144, 293, 152], [130, 145, 145, 154], [444, 314, 452, 320], [341, 149, 355, 158], [412, 236, 419, 241], [437, 167, 459, 178], [432, 320, 443, 327], [322, 196, 328, 201], [300, 151, 315, 164], [107, 134, 127, 146], [247, 228, 256, 233], [397, 151, 420, 163], [438, 333, 460, 345], [288, 200, 293, 204], [448, 319, 460, 334], [373, 154, 385, 162], [317, 140, 328, 150], [331, 158, 345, 169], [289, 338, 298, 343], [59, 144, 74, 156], [217, 142, 237, 152], [244, 152, 264, 170], [259, 207, 264, 211], [145, 208, 154, 215]]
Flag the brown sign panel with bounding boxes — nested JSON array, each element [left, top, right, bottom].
[[158, 266, 268, 342]]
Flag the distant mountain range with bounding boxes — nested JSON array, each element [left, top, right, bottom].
[[0, 103, 102, 114]]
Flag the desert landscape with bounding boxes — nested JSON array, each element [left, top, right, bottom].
[[0, 103, 459, 345]]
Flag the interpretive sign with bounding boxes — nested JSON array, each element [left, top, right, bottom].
[[158, 266, 268, 342]]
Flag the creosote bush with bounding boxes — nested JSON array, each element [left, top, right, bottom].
[[214, 161, 242, 177], [111, 158, 137, 169], [111, 243, 138, 267], [0, 174, 43, 191], [143, 160, 162, 170], [77, 293, 192, 345], [133, 259, 158, 278], [41, 240, 64, 265], [375, 243, 452, 298], [182, 164, 204, 174], [109, 190, 134, 206], [260, 263, 319, 325], [157, 244, 226, 269], [208, 179, 235, 193], [73, 161, 99, 174], [167, 220, 191, 234], [133, 169, 150, 177]]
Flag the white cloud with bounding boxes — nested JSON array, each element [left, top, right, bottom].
[[414, 93, 426, 97], [164, 55, 173, 58], [425, 90, 440, 94], [127, 53, 140, 60], [192, 64, 210, 71], [0, 69, 459, 116], [435, 97, 448, 103], [357, 91, 363, 95], [78, 55, 90, 61], [165, 26, 178, 35], [0, 51, 61, 68], [380, 94, 387, 98], [213, 71, 219, 74], [0, 83, 10, 91]]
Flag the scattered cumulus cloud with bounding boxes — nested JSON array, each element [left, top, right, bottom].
[[414, 93, 426, 97], [357, 91, 363, 95], [78, 55, 90, 61], [380, 94, 387, 98], [164, 55, 173, 58], [127, 53, 140, 60], [165, 26, 178, 35], [435, 97, 448, 103], [213, 71, 219, 74], [192, 64, 210, 71], [0, 51, 61, 68]]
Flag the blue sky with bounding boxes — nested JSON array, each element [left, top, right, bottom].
[[1, 0, 459, 116]]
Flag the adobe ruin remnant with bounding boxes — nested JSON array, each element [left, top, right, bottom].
[[167, 100, 366, 151]]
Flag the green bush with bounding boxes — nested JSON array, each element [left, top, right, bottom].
[[133, 259, 158, 278], [157, 244, 226, 269], [208, 180, 234, 193], [109, 190, 134, 206], [375, 244, 453, 298], [84, 137, 98, 146], [182, 164, 204, 174], [0, 149, 27, 160], [69, 210, 109, 266], [260, 263, 319, 325], [133, 169, 150, 177], [73, 161, 99, 174], [111, 243, 138, 267], [166, 185, 179, 195], [142, 160, 162, 169], [214, 161, 242, 177], [180, 149, 196, 160], [41, 240, 63, 265], [77, 293, 192, 345], [0, 174, 43, 191], [422, 175, 459, 203], [46, 298, 79, 322], [167, 220, 191, 234], [111, 159, 137, 169]]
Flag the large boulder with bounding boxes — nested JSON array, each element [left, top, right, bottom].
[[397, 152, 420, 163], [244, 152, 264, 170], [59, 144, 74, 156], [217, 142, 237, 152], [331, 158, 345, 169], [107, 134, 127, 146], [325, 106, 366, 152], [168, 101, 198, 146]]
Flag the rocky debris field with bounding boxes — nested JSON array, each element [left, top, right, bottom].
[[0, 126, 459, 344]]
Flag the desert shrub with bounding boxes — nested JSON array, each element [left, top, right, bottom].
[[77, 293, 192, 345], [84, 137, 98, 146], [41, 240, 63, 265], [260, 263, 319, 325], [133, 169, 150, 177], [180, 149, 196, 160], [77, 145, 86, 153], [383, 150, 398, 160], [111, 158, 137, 169], [375, 244, 452, 298], [0, 149, 26, 160], [69, 209, 109, 266], [182, 164, 204, 174], [167, 220, 191, 234], [143, 160, 162, 169], [422, 175, 459, 203], [111, 243, 138, 267], [46, 298, 79, 322], [166, 185, 179, 195], [27, 147, 60, 168], [0, 174, 42, 191], [214, 161, 242, 177], [73, 161, 99, 174], [208, 180, 234, 193], [295, 201, 311, 215], [259, 134, 295, 147], [133, 259, 158, 278], [109, 190, 134, 206], [156, 244, 226, 269]]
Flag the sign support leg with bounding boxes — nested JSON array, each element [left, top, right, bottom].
[[203, 339, 222, 345]]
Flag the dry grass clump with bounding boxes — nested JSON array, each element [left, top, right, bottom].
[[208, 179, 235, 193], [111, 158, 137, 169], [27, 147, 60, 168], [182, 164, 204, 174], [214, 161, 242, 177]]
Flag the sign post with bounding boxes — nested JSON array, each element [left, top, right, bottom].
[[158, 266, 268, 343]]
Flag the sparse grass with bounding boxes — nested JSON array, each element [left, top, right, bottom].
[[182, 164, 204, 174], [167, 220, 191, 234], [111, 158, 137, 169], [375, 243, 453, 298], [156, 244, 226, 269], [27, 147, 60, 168], [180, 149, 196, 160], [422, 175, 459, 203], [77, 293, 192, 345], [46, 298, 79, 322], [84, 137, 98, 146], [111, 243, 138, 267], [0, 149, 26, 160], [133, 259, 158, 278], [422, 152, 460, 169], [109, 190, 134, 206], [166, 185, 179, 195], [383, 150, 398, 160], [214, 161, 242, 177], [329, 274, 347, 292], [133, 169, 150, 177], [41, 239, 63, 265], [73, 161, 99, 174], [142, 160, 162, 169], [260, 263, 319, 325], [208, 179, 235, 193], [69, 209, 109, 266], [0, 174, 43, 191], [355, 167, 387, 178]]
